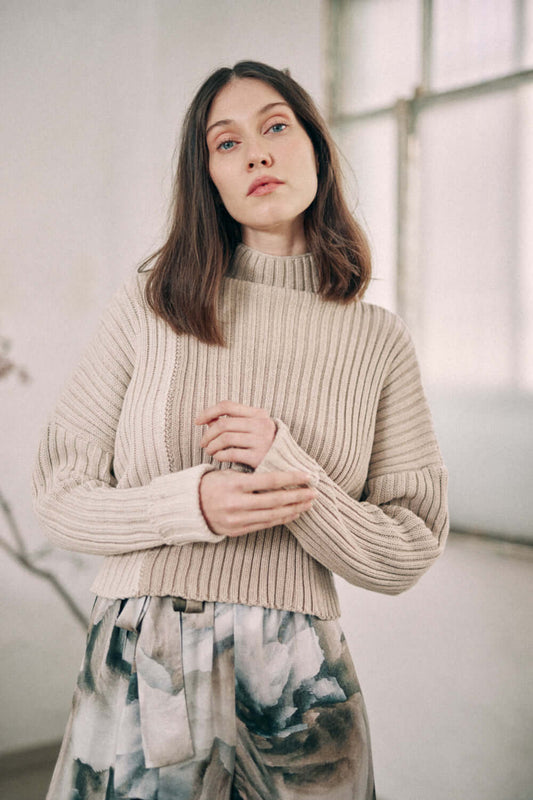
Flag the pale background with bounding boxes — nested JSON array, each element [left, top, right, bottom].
[[1, 2, 532, 799]]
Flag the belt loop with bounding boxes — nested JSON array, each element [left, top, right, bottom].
[[115, 596, 151, 632], [172, 597, 205, 614]]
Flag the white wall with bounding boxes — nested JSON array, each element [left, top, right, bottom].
[[1, 3, 531, 800], [0, 0, 324, 753], [428, 390, 533, 541]]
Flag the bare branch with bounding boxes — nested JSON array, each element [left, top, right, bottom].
[[0, 487, 29, 556], [0, 337, 30, 383], [0, 533, 89, 629], [1, 338, 87, 628], [0, 488, 88, 629]]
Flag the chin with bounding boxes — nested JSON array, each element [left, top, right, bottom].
[[245, 208, 304, 231]]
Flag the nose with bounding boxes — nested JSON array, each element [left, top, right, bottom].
[[246, 140, 273, 170], [247, 155, 271, 169]]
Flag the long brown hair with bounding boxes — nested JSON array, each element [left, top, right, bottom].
[[140, 61, 371, 346]]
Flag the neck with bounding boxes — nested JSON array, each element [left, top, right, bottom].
[[241, 220, 307, 256], [230, 243, 319, 292]]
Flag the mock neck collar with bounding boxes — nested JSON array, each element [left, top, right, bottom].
[[228, 243, 320, 293]]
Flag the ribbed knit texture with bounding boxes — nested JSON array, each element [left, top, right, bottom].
[[32, 244, 448, 619]]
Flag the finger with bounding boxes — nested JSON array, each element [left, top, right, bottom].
[[195, 400, 267, 425], [273, 499, 315, 527], [204, 431, 249, 453], [242, 486, 317, 510], [239, 470, 313, 493], [236, 498, 315, 533], [205, 433, 261, 458], [211, 447, 253, 464], [200, 417, 254, 448]]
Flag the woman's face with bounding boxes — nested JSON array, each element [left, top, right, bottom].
[[206, 78, 318, 250]]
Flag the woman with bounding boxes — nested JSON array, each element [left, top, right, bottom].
[[33, 61, 448, 800]]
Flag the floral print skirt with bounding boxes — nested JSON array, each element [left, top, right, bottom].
[[47, 596, 375, 799]]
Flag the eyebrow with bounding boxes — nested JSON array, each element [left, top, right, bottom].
[[206, 101, 291, 138]]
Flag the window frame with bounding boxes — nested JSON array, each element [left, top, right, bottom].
[[325, 0, 533, 543], [325, 0, 533, 340]]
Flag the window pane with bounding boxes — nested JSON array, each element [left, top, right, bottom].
[[518, 83, 533, 391], [432, 0, 516, 90], [525, 0, 533, 69], [418, 91, 519, 390], [338, 0, 420, 114], [335, 114, 397, 310]]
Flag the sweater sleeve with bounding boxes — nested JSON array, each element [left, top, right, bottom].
[[32, 276, 221, 556], [254, 317, 449, 595]]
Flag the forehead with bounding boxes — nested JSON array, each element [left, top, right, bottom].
[[206, 78, 290, 127]]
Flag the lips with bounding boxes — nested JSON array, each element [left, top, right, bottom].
[[247, 176, 284, 196]]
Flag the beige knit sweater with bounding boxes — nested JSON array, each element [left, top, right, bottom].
[[33, 244, 448, 620]]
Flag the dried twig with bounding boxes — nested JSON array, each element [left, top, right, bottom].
[[1, 339, 88, 629], [0, 489, 89, 629], [0, 337, 29, 383]]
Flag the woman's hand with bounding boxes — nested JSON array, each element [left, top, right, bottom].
[[199, 469, 316, 537], [196, 400, 276, 469]]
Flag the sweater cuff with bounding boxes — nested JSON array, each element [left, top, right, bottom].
[[255, 419, 320, 487], [147, 464, 224, 544]]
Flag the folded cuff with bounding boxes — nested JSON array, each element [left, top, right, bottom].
[[255, 419, 320, 487], [148, 464, 223, 544]]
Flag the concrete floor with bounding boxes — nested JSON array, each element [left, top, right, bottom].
[[0, 743, 58, 800], [0, 766, 54, 800], [336, 531, 533, 800]]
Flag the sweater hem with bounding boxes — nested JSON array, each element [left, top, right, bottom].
[[89, 577, 341, 621]]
